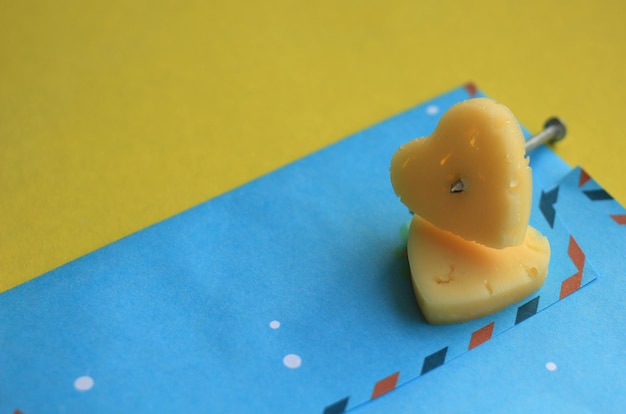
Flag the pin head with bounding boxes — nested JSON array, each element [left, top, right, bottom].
[[543, 117, 567, 144]]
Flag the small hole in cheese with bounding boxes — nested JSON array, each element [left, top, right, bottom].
[[484, 280, 494, 295], [440, 153, 452, 166], [435, 266, 454, 284], [526, 266, 539, 279]]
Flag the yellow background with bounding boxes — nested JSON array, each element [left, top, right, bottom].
[[2, 0, 625, 293]]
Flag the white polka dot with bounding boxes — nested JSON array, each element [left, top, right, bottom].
[[426, 105, 439, 115], [74, 376, 94, 391], [283, 354, 301, 369], [269, 320, 280, 329], [545, 362, 557, 371]]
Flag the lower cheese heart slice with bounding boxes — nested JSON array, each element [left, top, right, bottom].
[[407, 215, 550, 324]]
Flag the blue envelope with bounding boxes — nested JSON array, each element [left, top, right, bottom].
[[1, 85, 624, 413]]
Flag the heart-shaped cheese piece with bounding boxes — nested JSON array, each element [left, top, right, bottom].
[[408, 215, 549, 324], [390, 98, 531, 248]]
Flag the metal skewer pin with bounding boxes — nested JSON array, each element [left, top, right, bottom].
[[524, 117, 567, 152], [450, 117, 567, 193]]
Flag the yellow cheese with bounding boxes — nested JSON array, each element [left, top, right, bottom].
[[390, 98, 531, 248], [407, 215, 550, 324]]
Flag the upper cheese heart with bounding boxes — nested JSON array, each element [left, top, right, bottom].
[[390, 98, 532, 248]]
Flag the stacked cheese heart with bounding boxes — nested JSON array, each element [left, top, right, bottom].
[[390, 98, 550, 324]]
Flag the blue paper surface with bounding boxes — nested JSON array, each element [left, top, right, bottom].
[[1, 85, 623, 413]]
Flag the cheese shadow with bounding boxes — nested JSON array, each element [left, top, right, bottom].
[[382, 243, 427, 324]]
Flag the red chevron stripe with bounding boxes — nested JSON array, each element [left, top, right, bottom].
[[611, 214, 626, 225], [578, 169, 591, 187], [560, 236, 585, 299], [469, 322, 495, 350], [560, 271, 583, 299], [464, 82, 478, 97], [567, 236, 585, 272], [371, 372, 400, 399]]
